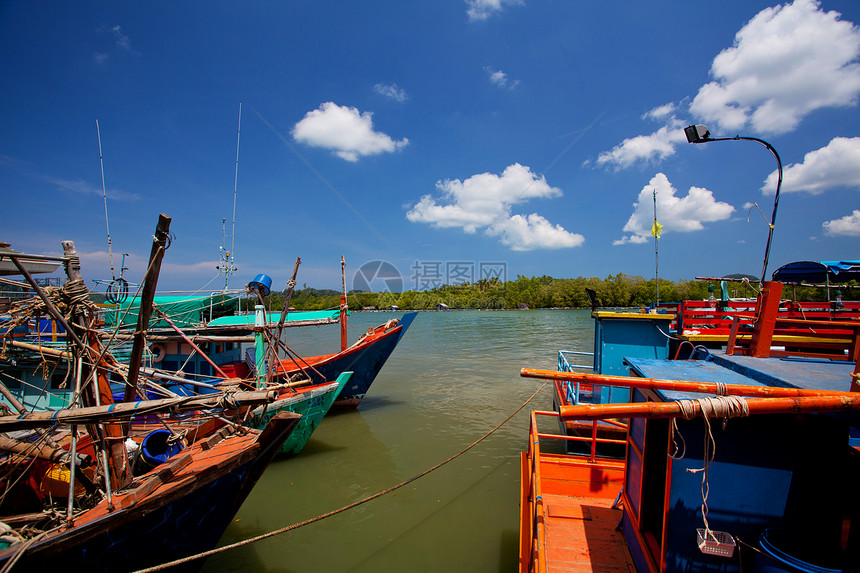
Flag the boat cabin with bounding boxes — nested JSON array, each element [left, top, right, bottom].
[[619, 354, 859, 572]]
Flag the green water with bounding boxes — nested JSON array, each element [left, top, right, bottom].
[[202, 309, 594, 573]]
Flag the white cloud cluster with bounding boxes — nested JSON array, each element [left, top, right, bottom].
[[485, 67, 520, 89], [614, 173, 735, 245], [374, 82, 408, 102], [93, 24, 136, 64], [690, 0, 860, 134], [406, 163, 584, 251], [292, 102, 409, 162], [597, 1, 860, 169], [596, 116, 688, 169], [466, 0, 522, 21], [823, 210, 860, 236], [761, 136, 860, 194]]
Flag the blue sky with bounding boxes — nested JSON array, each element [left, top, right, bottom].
[[2, 0, 859, 295]]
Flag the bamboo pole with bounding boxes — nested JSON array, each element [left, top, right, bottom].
[[124, 214, 171, 403], [61, 240, 131, 495], [270, 258, 301, 384], [0, 436, 90, 466], [520, 368, 853, 397], [558, 394, 860, 421], [0, 390, 276, 431]]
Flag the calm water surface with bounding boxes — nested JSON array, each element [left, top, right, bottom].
[[202, 309, 593, 573]]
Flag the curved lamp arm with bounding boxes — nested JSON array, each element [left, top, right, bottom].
[[685, 126, 783, 286]]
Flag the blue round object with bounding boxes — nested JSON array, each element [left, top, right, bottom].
[[248, 273, 272, 296], [140, 429, 185, 468]]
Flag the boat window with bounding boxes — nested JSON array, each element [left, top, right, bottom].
[[640, 417, 670, 561], [3, 371, 22, 389]]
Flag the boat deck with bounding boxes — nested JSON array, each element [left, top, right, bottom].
[[522, 444, 634, 573], [538, 492, 635, 572]]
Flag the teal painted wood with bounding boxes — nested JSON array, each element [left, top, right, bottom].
[[249, 372, 352, 455]]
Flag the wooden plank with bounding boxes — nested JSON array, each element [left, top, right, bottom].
[[539, 495, 635, 572]]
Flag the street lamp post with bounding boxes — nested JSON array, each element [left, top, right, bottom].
[[684, 125, 783, 286]]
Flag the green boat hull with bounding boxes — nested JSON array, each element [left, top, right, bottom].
[[249, 372, 351, 455]]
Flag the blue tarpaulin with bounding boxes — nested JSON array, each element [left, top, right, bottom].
[[771, 260, 860, 284]]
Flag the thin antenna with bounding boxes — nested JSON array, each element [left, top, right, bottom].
[[231, 102, 242, 262], [653, 189, 659, 306], [96, 119, 116, 280]]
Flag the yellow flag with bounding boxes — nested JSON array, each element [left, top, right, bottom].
[[650, 221, 663, 239]]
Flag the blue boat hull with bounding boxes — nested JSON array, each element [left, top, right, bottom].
[[278, 312, 416, 407]]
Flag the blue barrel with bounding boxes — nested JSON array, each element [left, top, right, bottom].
[[754, 529, 842, 573], [248, 273, 272, 296], [137, 429, 185, 472]]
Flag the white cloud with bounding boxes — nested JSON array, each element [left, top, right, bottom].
[[111, 25, 132, 51], [596, 118, 688, 169], [93, 52, 109, 65], [823, 209, 860, 236], [690, 0, 860, 135], [643, 103, 677, 121], [292, 102, 409, 162], [615, 173, 735, 244], [761, 137, 860, 194], [43, 175, 139, 201], [488, 214, 584, 251], [485, 67, 520, 89], [406, 163, 583, 250], [374, 82, 408, 102], [466, 0, 522, 21]]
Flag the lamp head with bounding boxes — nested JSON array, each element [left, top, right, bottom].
[[684, 124, 710, 143]]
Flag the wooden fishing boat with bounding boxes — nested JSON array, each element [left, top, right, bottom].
[[269, 311, 417, 407], [0, 410, 300, 572], [0, 229, 302, 571], [520, 280, 860, 572], [131, 310, 417, 409]]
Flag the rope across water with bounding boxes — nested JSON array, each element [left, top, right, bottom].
[[133, 379, 550, 573]]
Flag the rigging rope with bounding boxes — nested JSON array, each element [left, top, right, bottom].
[[133, 379, 550, 573], [673, 395, 750, 549]]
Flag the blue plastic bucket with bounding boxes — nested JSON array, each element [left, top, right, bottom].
[[138, 429, 185, 471], [754, 529, 842, 573], [248, 274, 272, 296]]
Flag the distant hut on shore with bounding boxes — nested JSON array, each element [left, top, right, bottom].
[[436, 303, 449, 311], [518, 303, 530, 310], [389, 305, 400, 311]]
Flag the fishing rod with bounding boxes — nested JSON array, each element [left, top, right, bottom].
[[97, 119, 115, 280], [95, 120, 130, 304], [217, 103, 241, 291]]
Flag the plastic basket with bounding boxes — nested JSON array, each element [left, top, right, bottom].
[[696, 528, 736, 558]]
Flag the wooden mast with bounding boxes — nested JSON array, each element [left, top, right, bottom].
[[123, 214, 171, 403], [269, 257, 301, 383]]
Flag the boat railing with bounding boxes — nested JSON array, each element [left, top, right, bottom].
[[521, 409, 627, 572], [557, 350, 593, 405]]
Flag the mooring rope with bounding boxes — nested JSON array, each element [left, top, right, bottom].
[[133, 379, 550, 573]]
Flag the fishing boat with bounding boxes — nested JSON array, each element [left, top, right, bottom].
[[99, 257, 416, 409], [267, 311, 417, 407], [126, 301, 417, 409], [519, 279, 860, 572], [0, 234, 304, 571]]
